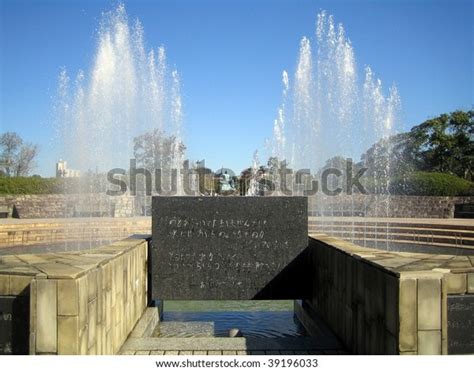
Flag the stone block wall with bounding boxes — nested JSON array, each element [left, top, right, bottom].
[[0, 237, 149, 355], [0, 194, 141, 219], [1, 194, 473, 219], [308, 195, 474, 218], [397, 271, 445, 355], [0, 194, 73, 218], [308, 237, 399, 354], [397, 270, 472, 355], [307, 234, 474, 355]]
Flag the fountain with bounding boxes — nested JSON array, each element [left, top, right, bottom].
[[2, 4, 472, 356], [268, 11, 402, 247], [247, 150, 261, 196], [270, 11, 401, 172], [54, 4, 185, 216]]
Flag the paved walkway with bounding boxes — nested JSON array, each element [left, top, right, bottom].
[[119, 337, 347, 355]]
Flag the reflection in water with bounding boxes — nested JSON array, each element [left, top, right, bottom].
[[155, 301, 307, 338]]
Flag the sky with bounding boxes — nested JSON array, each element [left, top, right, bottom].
[[0, 0, 472, 177]]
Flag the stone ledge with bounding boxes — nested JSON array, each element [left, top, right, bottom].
[[0, 235, 150, 355], [0, 235, 151, 280], [121, 337, 337, 352], [310, 233, 474, 276], [129, 306, 162, 338]]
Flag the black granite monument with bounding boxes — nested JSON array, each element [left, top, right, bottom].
[[151, 196, 309, 300], [0, 295, 29, 355], [447, 294, 474, 354]]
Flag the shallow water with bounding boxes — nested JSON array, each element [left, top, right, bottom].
[[154, 301, 306, 338]]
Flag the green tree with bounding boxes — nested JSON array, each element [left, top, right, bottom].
[[410, 110, 473, 179], [361, 110, 473, 180]]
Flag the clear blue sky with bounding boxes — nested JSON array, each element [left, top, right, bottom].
[[1, 0, 472, 176]]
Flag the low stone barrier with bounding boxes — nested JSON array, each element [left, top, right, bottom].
[[1, 194, 473, 219], [308, 195, 474, 218], [0, 217, 150, 249], [2, 217, 471, 254], [0, 236, 149, 355], [0, 194, 139, 219], [306, 233, 474, 354], [308, 217, 474, 254]]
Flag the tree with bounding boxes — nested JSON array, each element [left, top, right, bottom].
[[133, 129, 186, 171], [361, 110, 474, 181], [0, 132, 39, 176], [14, 144, 39, 177], [407, 110, 473, 179], [0, 132, 22, 176], [361, 132, 419, 178], [317, 156, 366, 193]]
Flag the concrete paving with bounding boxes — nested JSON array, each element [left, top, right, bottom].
[[119, 337, 347, 355]]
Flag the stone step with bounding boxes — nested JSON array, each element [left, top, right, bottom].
[[308, 230, 474, 246], [308, 224, 474, 237], [120, 349, 343, 355], [120, 336, 342, 352], [308, 218, 474, 231]]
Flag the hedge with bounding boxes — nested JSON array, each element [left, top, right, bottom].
[[0, 176, 113, 195], [0, 177, 67, 194], [1, 172, 473, 197], [388, 172, 474, 196]]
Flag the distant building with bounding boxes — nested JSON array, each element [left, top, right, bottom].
[[56, 160, 80, 178]]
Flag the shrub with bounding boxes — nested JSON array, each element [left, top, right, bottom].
[[0, 177, 65, 194], [389, 172, 474, 196], [0, 176, 110, 194]]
